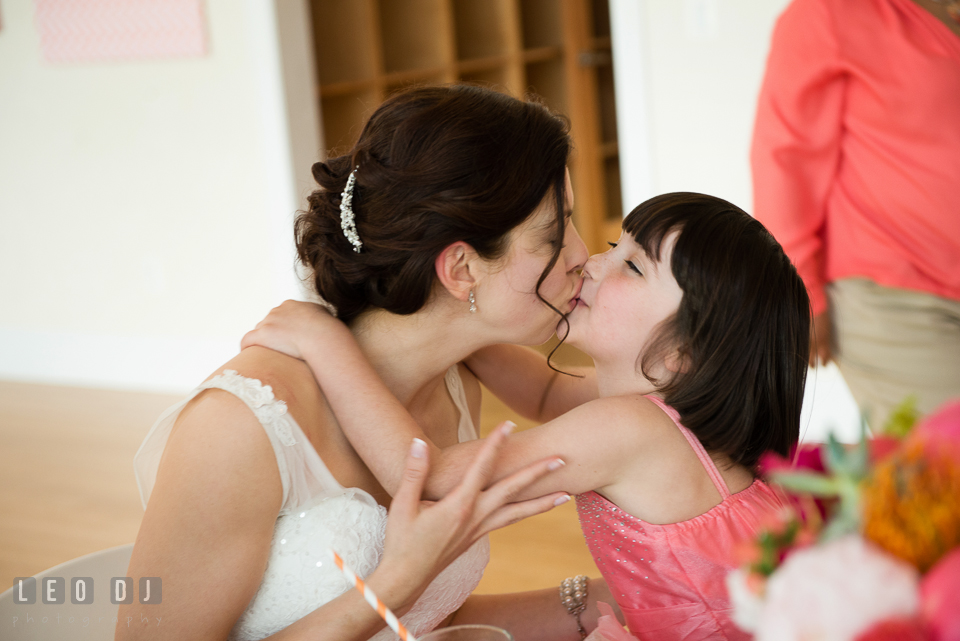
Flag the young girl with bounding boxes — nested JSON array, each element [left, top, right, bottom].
[[244, 192, 811, 640]]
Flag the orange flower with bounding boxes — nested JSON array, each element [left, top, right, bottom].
[[862, 442, 960, 572]]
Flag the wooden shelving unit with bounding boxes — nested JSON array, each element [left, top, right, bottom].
[[310, 0, 622, 253]]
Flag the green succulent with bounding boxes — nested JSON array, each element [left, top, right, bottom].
[[771, 423, 870, 541]]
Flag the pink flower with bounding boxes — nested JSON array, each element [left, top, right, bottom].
[[760, 443, 825, 476], [854, 618, 929, 641], [920, 547, 960, 641], [910, 399, 960, 466], [755, 536, 920, 641], [760, 445, 833, 523], [868, 436, 901, 464]]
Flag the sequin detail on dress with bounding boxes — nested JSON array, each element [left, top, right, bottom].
[[575, 396, 788, 641]]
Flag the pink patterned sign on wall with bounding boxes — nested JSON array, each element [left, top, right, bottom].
[[35, 0, 207, 63]]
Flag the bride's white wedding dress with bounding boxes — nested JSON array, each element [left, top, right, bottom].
[[134, 365, 489, 641]]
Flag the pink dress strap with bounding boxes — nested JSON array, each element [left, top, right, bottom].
[[643, 395, 730, 499]]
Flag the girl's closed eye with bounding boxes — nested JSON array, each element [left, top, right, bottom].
[[607, 241, 643, 275]]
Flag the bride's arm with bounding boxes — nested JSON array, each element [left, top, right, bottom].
[[117, 390, 282, 640], [241, 302, 648, 503], [119, 383, 563, 641], [118, 389, 408, 641]]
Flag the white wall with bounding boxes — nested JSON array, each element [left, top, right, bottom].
[[0, 0, 319, 393], [611, 0, 791, 209], [610, 0, 861, 442], [0, 0, 861, 439]]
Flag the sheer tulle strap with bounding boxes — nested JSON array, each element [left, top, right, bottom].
[[197, 371, 347, 510], [643, 395, 730, 499], [135, 369, 346, 512], [133, 377, 300, 510], [444, 365, 478, 442], [199, 370, 296, 446]]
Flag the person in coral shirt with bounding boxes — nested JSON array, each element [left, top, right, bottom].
[[751, 0, 960, 424]]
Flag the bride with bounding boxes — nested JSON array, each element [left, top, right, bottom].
[[118, 85, 615, 641]]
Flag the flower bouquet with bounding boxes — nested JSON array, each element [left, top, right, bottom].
[[727, 398, 960, 641]]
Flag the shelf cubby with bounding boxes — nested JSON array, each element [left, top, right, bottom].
[[597, 64, 618, 144], [457, 55, 509, 75], [320, 79, 377, 99], [320, 90, 379, 154], [310, 0, 622, 253], [379, 0, 454, 73], [452, 0, 512, 60], [312, 0, 380, 85], [519, 0, 562, 49], [459, 66, 510, 91], [525, 59, 566, 112], [385, 72, 448, 98], [591, 0, 611, 38], [522, 46, 562, 64], [383, 66, 449, 87], [604, 156, 622, 221], [600, 140, 619, 159]]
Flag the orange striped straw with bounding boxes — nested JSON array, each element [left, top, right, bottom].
[[328, 548, 418, 641]]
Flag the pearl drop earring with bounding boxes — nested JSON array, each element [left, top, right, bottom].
[[469, 290, 477, 313]]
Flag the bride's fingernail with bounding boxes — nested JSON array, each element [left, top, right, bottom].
[[554, 494, 572, 506], [411, 438, 427, 459], [548, 458, 565, 471], [499, 421, 516, 436]]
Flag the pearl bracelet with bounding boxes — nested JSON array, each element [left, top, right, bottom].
[[560, 574, 589, 639]]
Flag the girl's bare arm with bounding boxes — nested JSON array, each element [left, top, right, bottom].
[[242, 302, 650, 503]]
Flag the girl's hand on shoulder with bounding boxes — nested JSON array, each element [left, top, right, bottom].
[[241, 300, 344, 360], [371, 424, 570, 607]]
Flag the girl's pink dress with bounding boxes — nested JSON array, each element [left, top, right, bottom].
[[578, 396, 787, 641]]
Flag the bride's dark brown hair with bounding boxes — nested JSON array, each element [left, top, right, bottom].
[[296, 85, 571, 326]]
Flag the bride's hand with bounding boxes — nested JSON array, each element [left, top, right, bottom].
[[371, 424, 569, 610], [241, 299, 341, 360]]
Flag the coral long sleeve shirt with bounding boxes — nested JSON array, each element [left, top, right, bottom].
[[751, 0, 960, 315]]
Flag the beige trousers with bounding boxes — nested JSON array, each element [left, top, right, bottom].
[[828, 278, 960, 427]]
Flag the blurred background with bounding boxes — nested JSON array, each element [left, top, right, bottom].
[[0, 0, 860, 594]]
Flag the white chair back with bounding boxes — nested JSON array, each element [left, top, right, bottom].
[[1, 544, 134, 640]]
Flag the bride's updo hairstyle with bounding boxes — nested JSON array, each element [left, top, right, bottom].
[[296, 85, 571, 325]]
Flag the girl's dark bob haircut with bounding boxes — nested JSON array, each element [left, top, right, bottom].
[[624, 192, 810, 468]]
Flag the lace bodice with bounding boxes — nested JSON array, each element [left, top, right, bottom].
[[134, 367, 488, 641]]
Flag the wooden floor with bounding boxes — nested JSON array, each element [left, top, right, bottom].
[[0, 377, 599, 596]]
